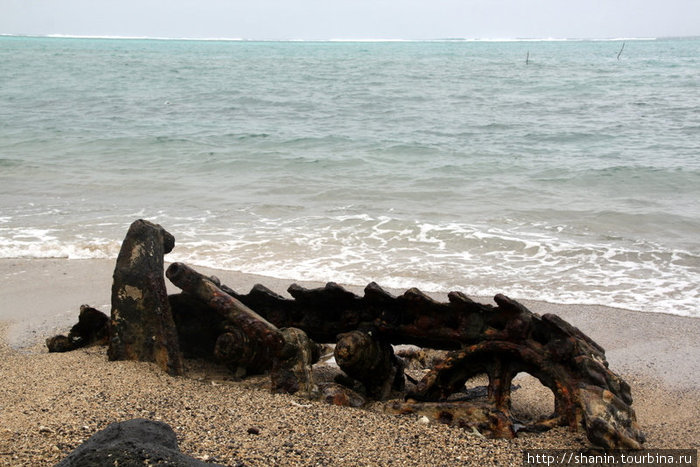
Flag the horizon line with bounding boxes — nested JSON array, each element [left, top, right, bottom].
[[0, 33, 677, 43]]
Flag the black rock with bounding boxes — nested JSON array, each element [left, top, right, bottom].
[[46, 335, 75, 353], [55, 419, 223, 467], [70, 305, 110, 346], [46, 305, 110, 353]]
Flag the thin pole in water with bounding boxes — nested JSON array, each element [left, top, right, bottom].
[[617, 42, 625, 61]]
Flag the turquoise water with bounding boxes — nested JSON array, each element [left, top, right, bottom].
[[1, 36, 698, 316]]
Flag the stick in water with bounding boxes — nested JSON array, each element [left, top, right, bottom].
[[617, 42, 625, 61]]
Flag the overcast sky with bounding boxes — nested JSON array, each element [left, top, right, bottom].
[[1, 0, 698, 40]]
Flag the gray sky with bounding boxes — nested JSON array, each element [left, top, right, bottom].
[[1, 0, 698, 40]]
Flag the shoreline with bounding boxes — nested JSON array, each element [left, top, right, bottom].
[[1, 257, 698, 387], [1, 257, 698, 465]]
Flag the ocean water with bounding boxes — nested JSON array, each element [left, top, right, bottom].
[[0, 36, 698, 317]]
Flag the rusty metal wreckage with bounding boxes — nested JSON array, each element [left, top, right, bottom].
[[48, 219, 646, 451]]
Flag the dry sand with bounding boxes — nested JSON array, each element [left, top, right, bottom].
[[0, 258, 698, 466]]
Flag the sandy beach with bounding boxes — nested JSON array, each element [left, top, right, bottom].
[[0, 258, 698, 466]]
